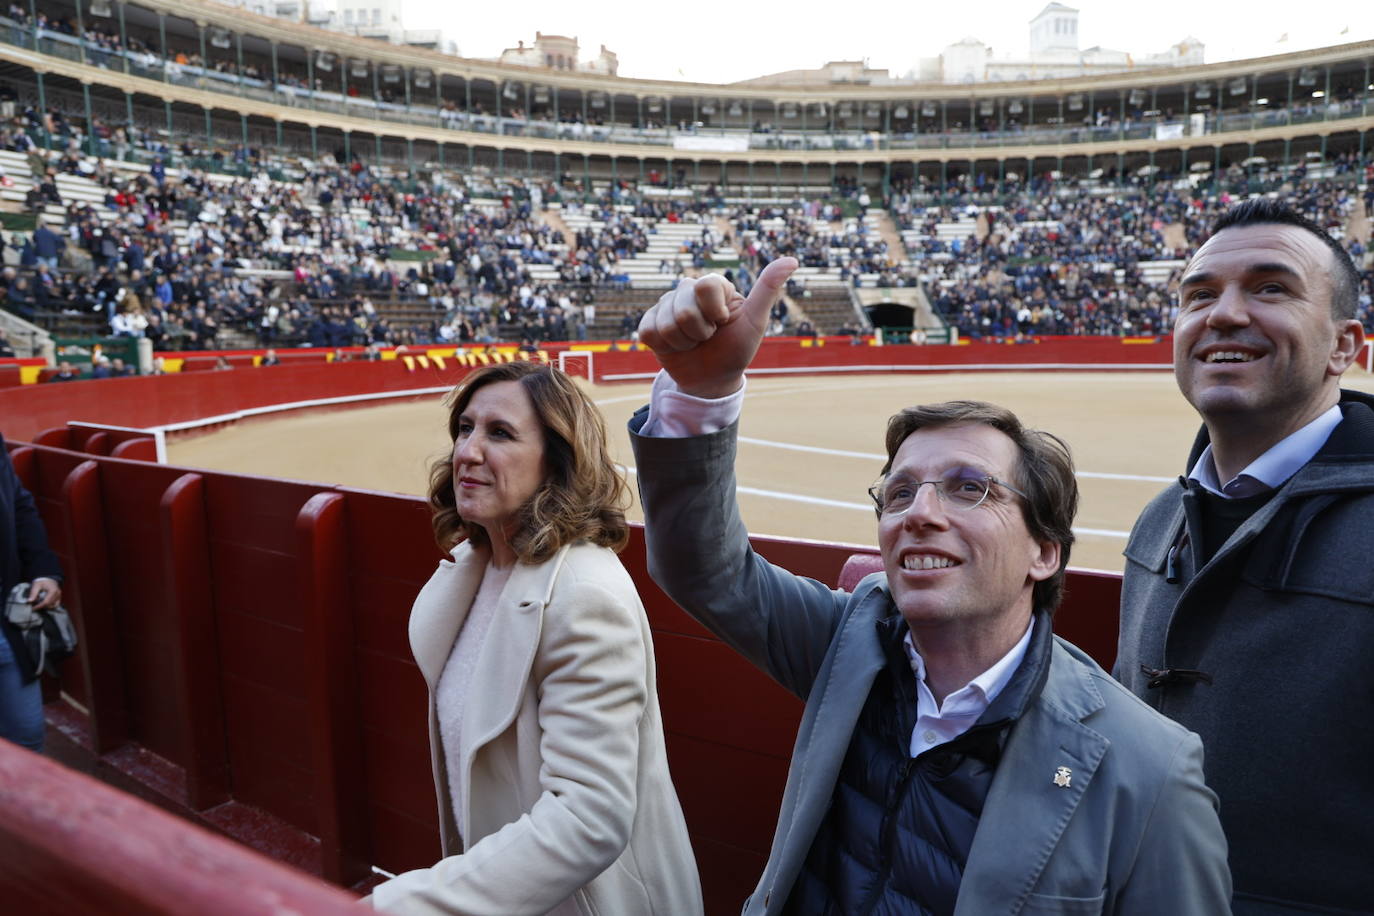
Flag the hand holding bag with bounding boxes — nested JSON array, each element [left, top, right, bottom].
[[5, 582, 77, 681]]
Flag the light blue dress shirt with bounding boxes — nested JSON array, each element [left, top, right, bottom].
[[1188, 404, 1342, 498]]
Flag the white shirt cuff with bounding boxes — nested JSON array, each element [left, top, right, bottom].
[[639, 369, 745, 437]]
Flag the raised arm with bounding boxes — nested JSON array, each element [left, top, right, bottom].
[[631, 257, 860, 696], [638, 257, 797, 399]]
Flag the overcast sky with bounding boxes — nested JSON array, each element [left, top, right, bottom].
[[429, 1, 1370, 84]]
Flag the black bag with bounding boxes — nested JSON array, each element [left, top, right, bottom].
[[5, 582, 78, 681]]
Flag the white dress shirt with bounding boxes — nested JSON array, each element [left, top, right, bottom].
[[904, 622, 1033, 755], [640, 369, 745, 437], [1188, 404, 1342, 498], [641, 368, 1036, 755]]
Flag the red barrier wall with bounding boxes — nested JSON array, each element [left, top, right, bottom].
[[591, 337, 1176, 382], [61, 422, 157, 459], [0, 360, 466, 442], [0, 359, 45, 388], [12, 444, 444, 884]]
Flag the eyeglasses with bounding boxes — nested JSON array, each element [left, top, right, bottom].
[[868, 468, 1028, 517]]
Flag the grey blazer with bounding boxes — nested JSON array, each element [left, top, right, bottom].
[[630, 416, 1231, 916]]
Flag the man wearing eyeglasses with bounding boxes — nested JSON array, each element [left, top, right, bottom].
[[629, 258, 1229, 915]]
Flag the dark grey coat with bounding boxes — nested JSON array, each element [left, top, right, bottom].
[[1118, 389, 1374, 915], [1, 433, 63, 676]]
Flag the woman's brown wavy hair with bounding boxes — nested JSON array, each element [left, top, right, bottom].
[[428, 361, 630, 562]]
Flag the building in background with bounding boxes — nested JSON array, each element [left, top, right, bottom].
[[499, 33, 619, 76], [737, 3, 1203, 88], [215, 0, 457, 54], [941, 3, 1204, 83], [731, 60, 903, 89]]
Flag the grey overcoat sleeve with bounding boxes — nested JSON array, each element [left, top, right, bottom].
[[629, 411, 849, 701]]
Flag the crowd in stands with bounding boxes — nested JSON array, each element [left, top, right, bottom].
[[732, 198, 908, 289], [894, 154, 1374, 340], [0, 96, 1370, 363], [0, 121, 683, 348]]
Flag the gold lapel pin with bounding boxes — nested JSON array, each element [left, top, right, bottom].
[[1053, 766, 1072, 788]]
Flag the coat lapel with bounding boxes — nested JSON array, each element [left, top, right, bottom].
[[451, 543, 570, 842], [955, 641, 1110, 916], [408, 541, 570, 845], [409, 541, 488, 688], [457, 544, 567, 760]]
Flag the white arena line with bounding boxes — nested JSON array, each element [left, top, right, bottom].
[[1074, 527, 1135, 539], [737, 436, 1173, 483], [735, 485, 877, 511], [148, 386, 453, 435], [739, 436, 883, 461], [619, 465, 1130, 538], [591, 379, 853, 409], [1077, 470, 1174, 483]]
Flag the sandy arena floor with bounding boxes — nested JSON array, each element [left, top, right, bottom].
[[168, 369, 1374, 573]]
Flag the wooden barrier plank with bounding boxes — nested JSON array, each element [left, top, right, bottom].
[[219, 678, 315, 829], [8, 444, 33, 486], [363, 789, 440, 878], [34, 426, 72, 448], [97, 459, 190, 763], [653, 632, 801, 758], [215, 602, 310, 696], [665, 731, 791, 855], [691, 834, 769, 916], [160, 472, 230, 810], [197, 476, 320, 837], [59, 459, 127, 754], [332, 487, 443, 873], [1054, 568, 1123, 671], [298, 492, 372, 885], [84, 430, 111, 456], [110, 437, 158, 461]]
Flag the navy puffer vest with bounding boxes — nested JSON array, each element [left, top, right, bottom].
[[784, 612, 1053, 915]]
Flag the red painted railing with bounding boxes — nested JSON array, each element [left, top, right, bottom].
[[0, 740, 362, 914]]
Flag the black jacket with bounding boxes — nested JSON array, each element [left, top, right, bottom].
[[1118, 389, 1374, 914], [789, 613, 1053, 915], [0, 433, 64, 679]]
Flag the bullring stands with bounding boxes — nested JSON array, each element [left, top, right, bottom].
[[0, 0, 1369, 359]]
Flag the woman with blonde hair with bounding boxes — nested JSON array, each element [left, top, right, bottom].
[[371, 361, 702, 916]]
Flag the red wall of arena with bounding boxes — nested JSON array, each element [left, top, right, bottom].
[[0, 345, 1125, 913], [590, 335, 1177, 381], [0, 359, 453, 442]]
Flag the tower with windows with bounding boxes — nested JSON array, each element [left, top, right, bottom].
[[1029, 2, 1079, 55]]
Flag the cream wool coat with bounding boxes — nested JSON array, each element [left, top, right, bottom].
[[371, 539, 703, 916]]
